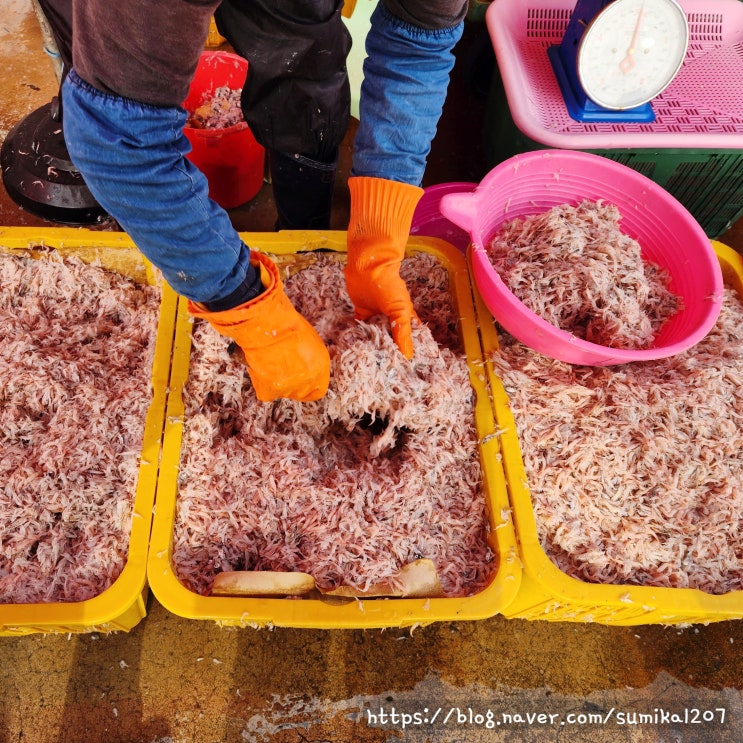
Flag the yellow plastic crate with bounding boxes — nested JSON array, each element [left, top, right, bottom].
[[0, 228, 176, 635], [147, 232, 521, 629], [474, 239, 743, 626]]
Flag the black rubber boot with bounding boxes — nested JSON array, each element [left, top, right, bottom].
[[269, 149, 337, 230]]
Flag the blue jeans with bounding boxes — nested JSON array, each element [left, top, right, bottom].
[[352, 4, 463, 185], [61, 69, 251, 304]]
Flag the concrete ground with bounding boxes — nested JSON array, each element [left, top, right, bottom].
[[2, 2, 743, 742]]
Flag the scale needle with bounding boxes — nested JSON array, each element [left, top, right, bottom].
[[620, 4, 646, 73]]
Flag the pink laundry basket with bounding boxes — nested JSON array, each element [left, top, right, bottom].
[[440, 150, 724, 366]]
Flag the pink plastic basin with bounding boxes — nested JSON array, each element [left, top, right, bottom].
[[440, 150, 724, 366], [411, 182, 477, 252]]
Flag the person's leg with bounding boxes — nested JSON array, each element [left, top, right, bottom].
[[268, 150, 339, 230], [215, 0, 351, 229]]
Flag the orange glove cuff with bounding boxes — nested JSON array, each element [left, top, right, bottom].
[[346, 177, 424, 270], [345, 177, 424, 358]]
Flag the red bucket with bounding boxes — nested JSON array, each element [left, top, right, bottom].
[[183, 51, 265, 210]]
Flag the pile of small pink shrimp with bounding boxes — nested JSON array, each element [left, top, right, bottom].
[[186, 85, 244, 129], [172, 252, 495, 597], [492, 285, 743, 594], [486, 200, 681, 349], [0, 250, 160, 603]]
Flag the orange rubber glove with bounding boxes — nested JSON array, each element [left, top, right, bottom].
[[188, 251, 330, 402], [345, 176, 424, 359]]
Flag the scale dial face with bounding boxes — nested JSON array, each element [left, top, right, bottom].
[[577, 0, 689, 110]]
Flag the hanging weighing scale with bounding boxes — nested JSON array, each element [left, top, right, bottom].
[[548, 0, 689, 122]]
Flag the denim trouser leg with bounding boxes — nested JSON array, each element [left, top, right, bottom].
[[351, 4, 464, 185], [61, 70, 251, 305]]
